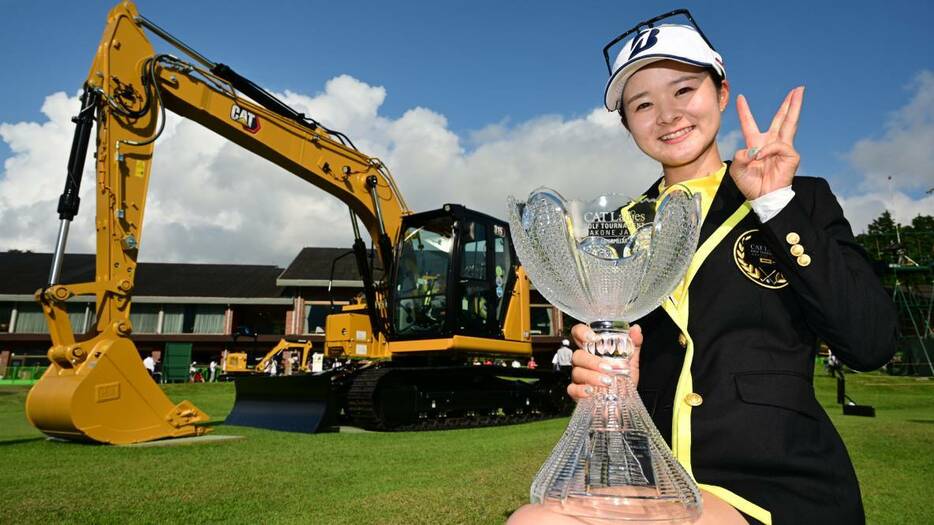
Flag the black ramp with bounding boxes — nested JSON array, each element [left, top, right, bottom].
[[225, 373, 338, 433]]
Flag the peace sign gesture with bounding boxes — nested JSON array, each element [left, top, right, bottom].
[[730, 86, 805, 201]]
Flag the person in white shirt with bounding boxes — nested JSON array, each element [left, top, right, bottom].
[[552, 339, 573, 372], [208, 360, 217, 382], [143, 354, 156, 377]]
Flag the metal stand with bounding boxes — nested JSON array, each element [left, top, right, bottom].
[[834, 368, 875, 417], [890, 267, 934, 376]]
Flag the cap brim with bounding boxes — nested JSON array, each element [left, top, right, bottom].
[[604, 54, 721, 111]]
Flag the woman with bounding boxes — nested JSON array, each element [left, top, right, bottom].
[[510, 16, 896, 525]]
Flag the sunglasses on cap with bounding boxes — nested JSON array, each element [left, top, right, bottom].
[[602, 8, 718, 77]]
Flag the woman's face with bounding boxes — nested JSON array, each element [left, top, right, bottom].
[[620, 60, 729, 168]]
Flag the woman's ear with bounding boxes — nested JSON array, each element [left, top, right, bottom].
[[619, 110, 630, 131], [718, 78, 730, 113]]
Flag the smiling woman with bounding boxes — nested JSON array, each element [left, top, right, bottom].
[[512, 9, 898, 525]]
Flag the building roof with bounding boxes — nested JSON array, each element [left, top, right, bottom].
[[277, 247, 380, 287], [0, 252, 286, 301]]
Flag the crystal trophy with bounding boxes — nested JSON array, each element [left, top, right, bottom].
[[507, 187, 703, 521]]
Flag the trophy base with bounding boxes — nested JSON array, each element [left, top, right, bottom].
[[529, 375, 702, 522]]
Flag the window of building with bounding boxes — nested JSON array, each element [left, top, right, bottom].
[[162, 305, 184, 334], [162, 304, 226, 334], [11, 302, 88, 334], [192, 305, 225, 334], [234, 305, 286, 336], [530, 305, 556, 336], [303, 303, 334, 334], [129, 304, 161, 333], [0, 303, 12, 333]]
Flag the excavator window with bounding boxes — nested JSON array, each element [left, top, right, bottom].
[[393, 216, 454, 337], [457, 220, 492, 332], [493, 232, 512, 320]]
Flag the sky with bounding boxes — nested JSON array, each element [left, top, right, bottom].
[[0, 0, 932, 266]]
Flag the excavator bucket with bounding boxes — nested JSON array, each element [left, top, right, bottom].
[[25, 336, 210, 445], [225, 373, 339, 433]]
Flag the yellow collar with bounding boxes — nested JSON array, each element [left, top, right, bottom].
[[657, 163, 726, 221]]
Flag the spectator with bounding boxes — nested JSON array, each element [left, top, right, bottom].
[[143, 353, 156, 378], [552, 339, 573, 372]]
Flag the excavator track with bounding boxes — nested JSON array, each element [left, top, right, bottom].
[[347, 365, 572, 432]]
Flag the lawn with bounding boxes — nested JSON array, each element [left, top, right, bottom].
[[0, 371, 931, 524]]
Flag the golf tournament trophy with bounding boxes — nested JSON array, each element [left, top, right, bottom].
[[507, 186, 703, 521]]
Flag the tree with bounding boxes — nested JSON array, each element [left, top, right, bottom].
[[856, 212, 934, 266], [866, 210, 897, 236]]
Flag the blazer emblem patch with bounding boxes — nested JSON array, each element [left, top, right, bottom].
[[733, 229, 789, 289]]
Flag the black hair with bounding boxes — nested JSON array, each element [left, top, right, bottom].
[[618, 67, 724, 129]]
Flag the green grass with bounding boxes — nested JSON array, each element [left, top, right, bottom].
[[0, 372, 931, 524]]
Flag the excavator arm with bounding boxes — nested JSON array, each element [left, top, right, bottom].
[[26, 1, 409, 444]]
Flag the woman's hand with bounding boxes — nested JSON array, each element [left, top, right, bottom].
[[566, 324, 643, 400], [730, 86, 804, 201]]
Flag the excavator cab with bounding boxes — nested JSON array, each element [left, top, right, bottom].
[[391, 204, 518, 343]]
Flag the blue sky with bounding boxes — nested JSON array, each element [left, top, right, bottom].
[[0, 1, 932, 263]]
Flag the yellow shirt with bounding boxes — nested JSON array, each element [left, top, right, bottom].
[[660, 163, 727, 306]]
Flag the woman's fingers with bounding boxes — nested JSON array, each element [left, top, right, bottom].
[[730, 147, 755, 177], [572, 365, 615, 388], [567, 382, 594, 401], [629, 324, 643, 352], [767, 89, 794, 135], [778, 86, 805, 144], [628, 325, 642, 386], [736, 94, 761, 145], [571, 348, 606, 370], [754, 140, 799, 164], [571, 323, 593, 349]]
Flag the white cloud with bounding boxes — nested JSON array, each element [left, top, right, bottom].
[[846, 71, 934, 194], [0, 78, 656, 266], [837, 191, 934, 236], [837, 70, 934, 233], [4, 71, 929, 265]]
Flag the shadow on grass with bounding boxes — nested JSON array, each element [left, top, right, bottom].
[[503, 507, 523, 521], [0, 437, 45, 446], [906, 419, 934, 424]]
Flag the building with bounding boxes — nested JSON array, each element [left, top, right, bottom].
[[0, 250, 567, 370]]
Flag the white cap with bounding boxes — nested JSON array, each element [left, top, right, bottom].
[[562, 339, 570, 346], [604, 23, 725, 111]]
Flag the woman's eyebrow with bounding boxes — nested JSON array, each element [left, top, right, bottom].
[[670, 74, 703, 85], [624, 90, 649, 106], [625, 75, 704, 106]]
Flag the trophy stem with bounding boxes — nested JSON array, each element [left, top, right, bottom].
[[586, 324, 632, 372]]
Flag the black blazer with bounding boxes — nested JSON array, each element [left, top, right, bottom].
[[635, 166, 897, 524]]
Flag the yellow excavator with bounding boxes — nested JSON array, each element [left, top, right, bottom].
[[223, 338, 314, 376], [25, 1, 570, 444]]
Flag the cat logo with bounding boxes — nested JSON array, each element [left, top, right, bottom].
[[230, 104, 260, 133], [733, 229, 788, 289]]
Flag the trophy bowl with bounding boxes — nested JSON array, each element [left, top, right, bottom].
[[507, 186, 703, 521]]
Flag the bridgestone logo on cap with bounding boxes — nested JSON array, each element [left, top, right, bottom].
[[629, 29, 660, 60]]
